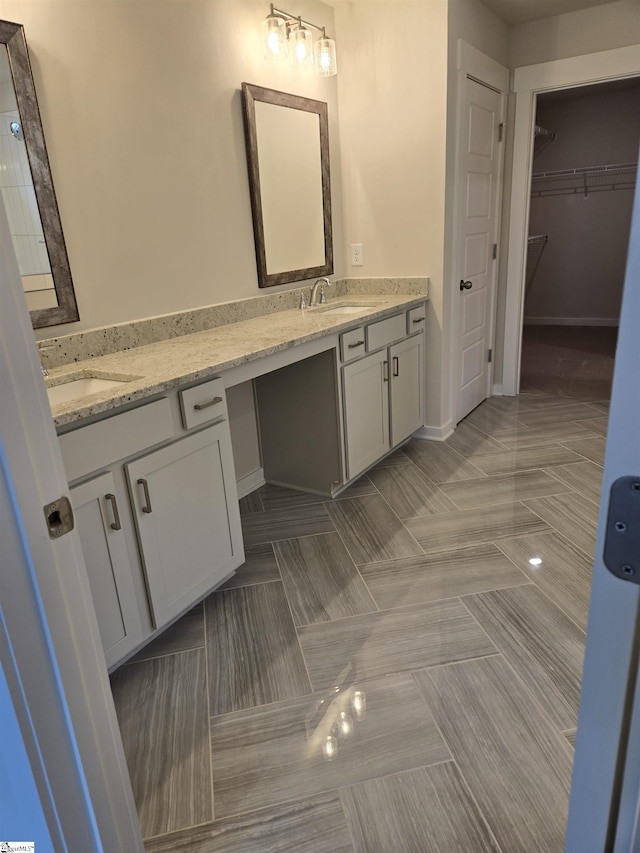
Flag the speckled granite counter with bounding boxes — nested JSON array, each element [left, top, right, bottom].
[[47, 293, 427, 428]]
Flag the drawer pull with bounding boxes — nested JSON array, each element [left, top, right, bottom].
[[412, 317, 425, 324], [137, 478, 153, 514], [105, 493, 121, 531], [393, 356, 399, 377], [348, 340, 365, 349], [194, 396, 223, 411]]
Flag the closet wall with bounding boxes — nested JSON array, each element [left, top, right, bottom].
[[525, 79, 640, 326]]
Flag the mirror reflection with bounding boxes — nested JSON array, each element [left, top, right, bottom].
[[0, 20, 78, 328], [242, 82, 333, 288]]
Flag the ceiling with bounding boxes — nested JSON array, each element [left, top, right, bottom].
[[468, 0, 621, 26]]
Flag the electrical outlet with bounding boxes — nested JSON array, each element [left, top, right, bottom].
[[351, 243, 363, 266]]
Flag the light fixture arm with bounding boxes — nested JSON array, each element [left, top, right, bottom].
[[270, 4, 331, 39]]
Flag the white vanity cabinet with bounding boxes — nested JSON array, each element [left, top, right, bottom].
[[60, 385, 244, 669], [342, 306, 425, 480]]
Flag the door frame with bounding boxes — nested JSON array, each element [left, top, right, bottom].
[[0, 192, 144, 847], [449, 41, 508, 427], [502, 44, 640, 395]]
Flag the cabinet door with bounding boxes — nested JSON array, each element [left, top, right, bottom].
[[390, 334, 425, 446], [342, 349, 390, 480], [126, 424, 244, 628], [70, 472, 143, 668]]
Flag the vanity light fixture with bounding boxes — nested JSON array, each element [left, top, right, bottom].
[[262, 4, 338, 76]]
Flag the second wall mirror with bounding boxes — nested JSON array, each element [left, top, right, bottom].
[[1, 19, 79, 328], [241, 82, 333, 288]]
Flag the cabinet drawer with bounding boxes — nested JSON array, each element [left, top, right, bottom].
[[366, 313, 405, 352], [179, 378, 226, 430], [407, 305, 426, 333], [59, 398, 174, 483], [340, 327, 366, 362]]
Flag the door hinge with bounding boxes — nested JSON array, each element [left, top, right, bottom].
[[492, 243, 497, 260], [488, 349, 492, 363], [603, 476, 640, 584], [44, 496, 75, 539], [498, 122, 506, 142]]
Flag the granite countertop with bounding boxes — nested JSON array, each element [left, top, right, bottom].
[[47, 294, 426, 428]]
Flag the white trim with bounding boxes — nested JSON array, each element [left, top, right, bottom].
[[449, 41, 509, 426], [236, 467, 265, 499], [414, 421, 455, 442], [503, 45, 640, 395], [524, 317, 620, 327], [492, 383, 504, 396]]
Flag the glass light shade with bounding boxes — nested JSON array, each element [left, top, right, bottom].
[[322, 735, 338, 760], [337, 711, 354, 738], [262, 14, 286, 59], [314, 36, 337, 77], [291, 26, 313, 68]]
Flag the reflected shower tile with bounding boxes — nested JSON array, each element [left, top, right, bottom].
[[210, 672, 450, 819], [359, 544, 530, 610], [219, 543, 280, 590], [469, 444, 584, 476], [368, 464, 456, 518], [415, 656, 573, 853], [464, 585, 585, 730], [341, 763, 501, 853], [440, 469, 571, 509], [298, 598, 496, 692], [274, 533, 377, 626]]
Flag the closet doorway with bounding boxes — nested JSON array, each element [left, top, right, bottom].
[[520, 77, 640, 400]]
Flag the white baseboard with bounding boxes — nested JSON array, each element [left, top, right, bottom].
[[492, 384, 504, 396], [524, 317, 619, 327], [413, 421, 455, 442], [236, 467, 265, 499]]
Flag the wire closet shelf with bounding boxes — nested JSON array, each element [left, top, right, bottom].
[[531, 162, 638, 198]]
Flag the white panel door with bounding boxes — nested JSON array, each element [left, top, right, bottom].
[[343, 349, 390, 480], [456, 78, 502, 423], [126, 424, 243, 628]]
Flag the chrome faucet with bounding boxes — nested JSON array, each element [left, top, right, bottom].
[[38, 344, 55, 378], [309, 277, 332, 307]]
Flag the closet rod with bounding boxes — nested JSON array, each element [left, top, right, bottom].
[[531, 162, 637, 198]]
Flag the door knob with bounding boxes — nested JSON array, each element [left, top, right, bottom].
[[460, 279, 473, 291]]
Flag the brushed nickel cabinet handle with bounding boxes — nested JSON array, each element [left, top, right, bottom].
[[412, 317, 425, 324], [105, 493, 121, 530], [393, 356, 399, 377], [383, 360, 389, 382], [137, 478, 152, 514], [348, 340, 365, 349], [194, 396, 223, 411]]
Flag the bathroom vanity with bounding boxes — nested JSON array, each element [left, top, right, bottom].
[[49, 292, 427, 669]]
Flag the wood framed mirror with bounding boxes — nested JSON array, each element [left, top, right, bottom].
[[241, 82, 333, 288], [0, 19, 79, 328]]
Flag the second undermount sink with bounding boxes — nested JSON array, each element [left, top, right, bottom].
[[312, 303, 374, 315], [46, 375, 133, 406]]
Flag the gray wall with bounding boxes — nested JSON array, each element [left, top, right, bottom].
[[525, 81, 640, 325]]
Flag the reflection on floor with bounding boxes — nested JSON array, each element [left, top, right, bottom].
[[110, 390, 609, 853]]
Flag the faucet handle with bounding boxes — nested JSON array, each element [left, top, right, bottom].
[[299, 290, 308, 310]]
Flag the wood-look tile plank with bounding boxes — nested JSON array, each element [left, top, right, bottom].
[[219, 543, 280, 590], [445, 420, 507, 457], [369, 447, 412, 468], [127, 602, 204, 663], [561, 435, 606, 465], [462, 403, 521, 434], [544, 459, 603, 506], [440, 469, 572, 509], [406, 502, 550, 554], [359, 544, 530, 610], [144, 790, 354, 853], [565, 730, 577, 748], [260, 477, 376, 512], [111, 649, 211, 839], [469, 444, 585, 476], [574, 415, 609, 436], [486, 393, 575, 414], [324, 494, 423, 565], [273, 533, 377, 626], [490, 420, 597, 450], [298, 598, 496, 692], [498, 531, 593, 631], [341, 763, 501, 853], [240, 503, 334, 547], [414, 655, 573, 853], [403, 438, 486, 484], [368, 464, 456, 518], [206, 582, 311, 716], [239, 490, 264, 515], [524, 491, 598, 558], [513, 402, 602, 428], [210, 673, 451, 819], [464, 585, 585, 730]]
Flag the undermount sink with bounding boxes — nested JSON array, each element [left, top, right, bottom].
[[312, 303, 374, 315], [46, 375, 132, 406]]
